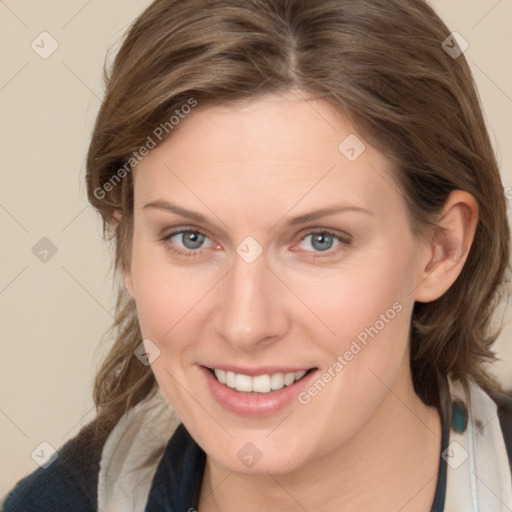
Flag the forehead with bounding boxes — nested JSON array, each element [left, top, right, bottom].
[[132, 92, 402, 223]]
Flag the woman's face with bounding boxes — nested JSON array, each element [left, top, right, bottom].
[[125, 91, 430, 474]]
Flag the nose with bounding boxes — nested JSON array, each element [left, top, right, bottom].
[[213, 250, 290, 352]]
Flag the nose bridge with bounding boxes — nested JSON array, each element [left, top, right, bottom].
[[215, 252, 287, 350]]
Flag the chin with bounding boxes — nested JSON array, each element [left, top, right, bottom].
[[200, 429, 317, 476]]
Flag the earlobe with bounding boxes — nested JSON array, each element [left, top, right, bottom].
[[112, 208, 123, 228], [414, 190, 478, 303], [111, 209, 135, 298], [124, 271, 135, 298]]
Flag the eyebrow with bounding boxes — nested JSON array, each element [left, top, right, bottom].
[[142, 199, 373, 228]]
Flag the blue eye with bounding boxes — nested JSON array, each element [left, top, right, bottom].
[[160, 228, 350, 259], [161, 229, 216, 256], [296, 231, 350, 257], [302, 232, 336, 251], [175, 231, 206, 250]]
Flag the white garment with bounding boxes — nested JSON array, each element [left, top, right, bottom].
[[98, 379, 512, 511], [98, 387, 181, 511], [444, 378, 512, 511]]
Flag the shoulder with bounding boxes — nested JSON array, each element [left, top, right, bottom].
[[1, 416, 112, 512], [1, 455, 94, 512]]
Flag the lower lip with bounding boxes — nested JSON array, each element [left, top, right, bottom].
[[200, 366, 318, 417]]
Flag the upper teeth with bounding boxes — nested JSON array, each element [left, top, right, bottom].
[[213, 369, 307, 393]]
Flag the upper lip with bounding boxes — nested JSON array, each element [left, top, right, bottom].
[[202, 364, 316, 376]]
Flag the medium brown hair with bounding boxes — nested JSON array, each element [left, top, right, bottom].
[[85, 0, 510, 434]]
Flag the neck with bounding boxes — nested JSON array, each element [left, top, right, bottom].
[[198, 363, 442, 512]]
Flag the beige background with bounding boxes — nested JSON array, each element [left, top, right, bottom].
[[1, 0, 511, 498]]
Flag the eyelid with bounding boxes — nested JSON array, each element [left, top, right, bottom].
[[297, 227, 352, 242], [159, 226, 350, 243], [160, 224, 215, 239]]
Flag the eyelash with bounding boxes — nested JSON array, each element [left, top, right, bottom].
[[159, 227, 352, 259]]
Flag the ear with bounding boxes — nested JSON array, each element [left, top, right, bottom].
[[111, 209, 135, 298], [414, 190, 478, 303], [112, 208, 123, 228], [124, 265, 135, 298]]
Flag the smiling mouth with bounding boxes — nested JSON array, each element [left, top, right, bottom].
[[206, 367, 316, 393]]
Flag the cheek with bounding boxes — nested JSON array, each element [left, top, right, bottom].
[[129, 242, 218, 356], [287, 243, 415, 419], [129, 251, 213, 417], [292, 246, 415, 426], [287, 242, 415, 352], [133, 274, 201, 345]]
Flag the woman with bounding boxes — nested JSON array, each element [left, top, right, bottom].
[[3, 0, 511, 510]]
